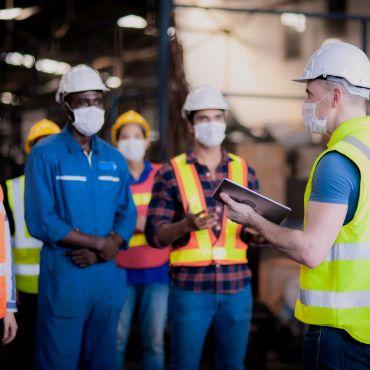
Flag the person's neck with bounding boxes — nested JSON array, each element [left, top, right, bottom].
[[328, 106, 367, 134], [70, 124, 92, 153], [193, 142, 222, 173], [128, 159, 145, 181]]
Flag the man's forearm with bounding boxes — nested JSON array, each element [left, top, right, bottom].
[[156, 219, 190, 247], [250, 213, 314, 266], [57, 229, 100, 250]]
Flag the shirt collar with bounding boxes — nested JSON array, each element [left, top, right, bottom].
[[129, 160, 153, 185], [62, 125, 100, 154], [186, 148, 231, 165]]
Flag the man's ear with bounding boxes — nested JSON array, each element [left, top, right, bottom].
[[332, 87, 343, 107]]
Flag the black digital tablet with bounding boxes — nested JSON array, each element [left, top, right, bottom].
[[213, 178, 292, 225]]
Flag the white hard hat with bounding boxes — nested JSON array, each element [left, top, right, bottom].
[[181, 85, 229, 119], [56, 64, 109, 103], [293, 41, 370, 92]]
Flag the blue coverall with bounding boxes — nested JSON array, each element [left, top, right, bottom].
[[25, 126, 136, 370]]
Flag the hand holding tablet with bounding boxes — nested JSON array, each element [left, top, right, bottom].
[[212, 178, 291, 225]]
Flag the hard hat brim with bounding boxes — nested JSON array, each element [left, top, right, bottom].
[[292, 77, 312, 83], [68, 86, 110, 93], [181, 107, 228, 121], [64, 87, 109, 96], [57, 87, 109, 103]]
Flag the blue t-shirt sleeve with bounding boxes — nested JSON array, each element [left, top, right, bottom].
[[310, 151, 360, 205]]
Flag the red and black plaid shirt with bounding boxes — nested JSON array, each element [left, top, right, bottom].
[[145, 149, 260, 294]]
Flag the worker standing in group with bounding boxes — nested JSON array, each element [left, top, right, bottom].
[[4, 119, 60, 369], [145, 85, 260, 370], [112, 110, 170, 370], [0, 185, 17, 350], [25, 65, 136, 370], [221, 41, 370, 369]]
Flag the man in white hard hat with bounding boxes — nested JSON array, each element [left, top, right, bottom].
[[24, 65, 136, 370], [145, 85, 260, 369], [221, 41, 370, 369]]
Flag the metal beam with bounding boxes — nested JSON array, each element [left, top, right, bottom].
[[174, 3, 370, 22], [223, 91, 304, 100], [158, 0, 172, 160]]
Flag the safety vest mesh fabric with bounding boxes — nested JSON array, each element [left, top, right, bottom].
[[6, 175, 42, 294], [169, 152, 248, 267], [0, 186, 7, 318], [116, 164, 170, 269], [295, 117, 370, 344]]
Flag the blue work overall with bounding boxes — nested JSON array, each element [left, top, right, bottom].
[[25, 126, 136, 370]]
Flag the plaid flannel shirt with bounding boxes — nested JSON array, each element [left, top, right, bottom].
[[146, 149, 260, 294]]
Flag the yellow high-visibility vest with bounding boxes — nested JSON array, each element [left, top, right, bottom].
[[295, 116, 370, 344], [6, 175, 42, 294], [170, 152, 248, 267]]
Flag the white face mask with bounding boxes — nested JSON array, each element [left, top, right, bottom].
[[71, 106, 105, 137], [117, 138, 146, 162], [302, 91, 334, 134], [194, 121, 226, 147]]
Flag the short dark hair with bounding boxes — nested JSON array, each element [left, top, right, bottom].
[[187, 110, 226, 124]]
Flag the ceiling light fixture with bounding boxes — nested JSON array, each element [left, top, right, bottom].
[[0, 7, 22, 20], [0, 6, 39, 21], [117, 15, 147, 29], [105, 76, 122, 89], [281, 12, 306, 33], [35, 59, 71, 75]]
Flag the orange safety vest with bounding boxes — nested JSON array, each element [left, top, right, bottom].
[[116, 164, 170, 269], [170, 152, 248, 267], [0, 186, 7, 319]]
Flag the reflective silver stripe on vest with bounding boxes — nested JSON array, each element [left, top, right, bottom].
[[0, 262, 4, 275], [10, 177, 42, 249], [14, 264, 40, 276], [299, 289, 370, 309], [342, 136, 370, 160], [326, 242, 370, 261]]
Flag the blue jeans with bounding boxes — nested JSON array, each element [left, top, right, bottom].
[[303, 325, 370, 369], [116, 283, 169, 370], [169, 283, 253, 370]]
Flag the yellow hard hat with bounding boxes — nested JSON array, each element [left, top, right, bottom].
[[111, 110, 151, 146], [25, 119, 61, 154]]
